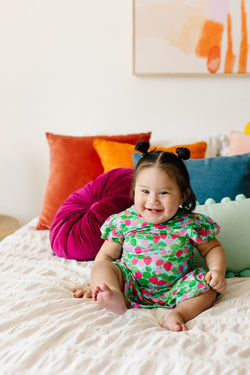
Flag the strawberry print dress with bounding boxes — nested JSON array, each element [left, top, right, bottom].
[[101, 205, 220, 309]]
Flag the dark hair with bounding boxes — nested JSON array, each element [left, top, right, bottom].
[[131, 141, 196, 211]]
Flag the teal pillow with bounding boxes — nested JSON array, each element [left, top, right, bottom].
[[193, 198, 250, 274], [185, 153, 250, 204], [132, 152, 250, 204]]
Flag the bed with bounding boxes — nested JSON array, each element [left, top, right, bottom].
[[1, 131, 250, 375]]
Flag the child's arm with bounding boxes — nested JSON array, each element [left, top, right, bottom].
[[94, 239, 123, 263], [196, 238, 227, 294]]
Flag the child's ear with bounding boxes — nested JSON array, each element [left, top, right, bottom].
[[181, 188, 191, 204]]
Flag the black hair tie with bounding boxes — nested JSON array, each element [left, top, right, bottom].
[[175, 147, 191, 160], [135, 141, 151, 156]]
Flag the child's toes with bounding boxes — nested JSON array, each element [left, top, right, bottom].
[[74, 288, 84, 298]]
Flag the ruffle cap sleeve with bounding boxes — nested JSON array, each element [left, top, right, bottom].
[[189, 213, 220, 244], [100, 213, 124, 242]]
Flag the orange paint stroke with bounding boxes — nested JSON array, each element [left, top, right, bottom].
[[207, 46, 221, 73], [225, 13, 236, 73], [238, 0, 248, 73], [196, 20, 224, 58]]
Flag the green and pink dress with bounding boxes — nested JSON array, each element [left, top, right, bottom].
[[101, 205, 220, 309]]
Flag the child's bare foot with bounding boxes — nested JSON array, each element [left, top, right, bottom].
[[92, 283, 127, 315], [161, 311, 188, 332], [73, 286, 92, 298]]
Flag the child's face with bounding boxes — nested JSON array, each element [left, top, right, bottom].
[[134, 166, 184, 224]]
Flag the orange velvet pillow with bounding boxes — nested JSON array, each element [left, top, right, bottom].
[[37, 131, 151, 229], [93, 139, 207, 173]]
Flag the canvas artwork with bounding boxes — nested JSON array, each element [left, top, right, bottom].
[[133, 0, 250, 75]]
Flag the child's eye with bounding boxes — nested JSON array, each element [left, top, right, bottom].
[[159, 191, 168, 195], [142, 190, 149, 194]]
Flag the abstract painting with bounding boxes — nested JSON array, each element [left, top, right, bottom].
[[133, 0, 250, 75]]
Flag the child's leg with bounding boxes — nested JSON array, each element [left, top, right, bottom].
[[91, 260, 129, 315], [161, 289, 217, 331]]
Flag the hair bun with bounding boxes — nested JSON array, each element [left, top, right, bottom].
[[176, 147, 190, 160], [135, 141, 150, 154]]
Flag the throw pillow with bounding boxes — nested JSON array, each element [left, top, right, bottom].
[[37, 131, 151, 229], [228, 130, 250, 156], [244, 122, 250, 135], [193, 198, 250, 274], [50, 168, 134, 260], [93, 139, 207, 173]]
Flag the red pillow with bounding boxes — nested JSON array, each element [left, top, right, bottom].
[[50, 168, 134, 261], [37, 131, 151, 229]]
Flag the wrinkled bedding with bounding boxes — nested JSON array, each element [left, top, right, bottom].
[[0, 219, 249, 375]]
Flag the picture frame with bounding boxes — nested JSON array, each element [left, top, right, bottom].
[[133, 0, 250, 76]]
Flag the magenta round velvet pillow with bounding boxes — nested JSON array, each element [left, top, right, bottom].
[[49, 168, 134, 260]]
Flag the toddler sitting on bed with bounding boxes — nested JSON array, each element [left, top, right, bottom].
[[73, 142, 227, 332]]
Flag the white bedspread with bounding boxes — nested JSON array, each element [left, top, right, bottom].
[[0, 219, 250, 375]]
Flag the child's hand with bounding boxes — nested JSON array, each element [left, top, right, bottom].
[[73, 285, 92, 298], [205, 270, 227, 294]]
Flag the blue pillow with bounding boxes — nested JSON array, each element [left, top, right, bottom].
[[132, 152, 250, 204]]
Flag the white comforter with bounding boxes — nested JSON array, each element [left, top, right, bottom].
[[0, 219, 250, 375]]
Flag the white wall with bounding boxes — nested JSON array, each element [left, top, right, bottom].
[[0, 0, 249, 226]]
